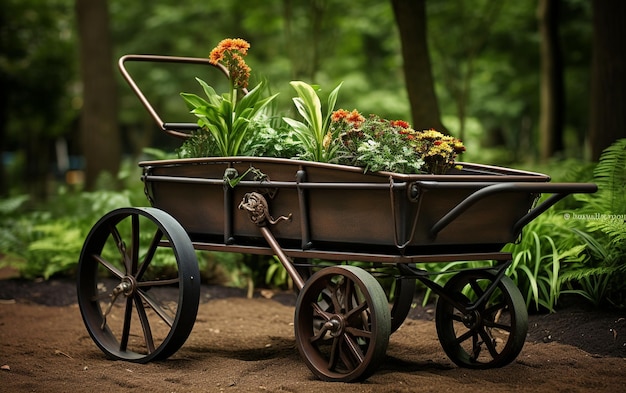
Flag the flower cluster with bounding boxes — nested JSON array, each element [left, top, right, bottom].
[[180, 38, 277, 157], [181, 38, 467, 174], [209, 38, 251, 89], [329, 109, 465, 174]]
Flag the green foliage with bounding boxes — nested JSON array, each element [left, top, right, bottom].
[[282, 81, 343, 162], [353, 136, 423, 174], [502, 139, 626, 310], [589, 138, 626, 212], [242, 115, 302, 158], [265, 256, 293, 290], [503, 214, 586, 313], [554, 139, 626, 307], [417, 261, 488, 306], [180, 78, 279, 157], [0, 188, 133, 279]]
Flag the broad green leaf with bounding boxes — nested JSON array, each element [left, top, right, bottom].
[[180, 92, 210, 111]]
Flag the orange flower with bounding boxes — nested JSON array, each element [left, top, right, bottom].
[[347, 110, 365, 126], [208, 38, 252, 89], [391, 120, 410, 129], [331, 109, 350, 122]]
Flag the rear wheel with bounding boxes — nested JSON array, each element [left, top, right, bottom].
[[435, 269, 527, 368], [77, 207, 200, 363]]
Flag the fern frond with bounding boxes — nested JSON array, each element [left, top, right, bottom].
[[593, 138, 626, 213]]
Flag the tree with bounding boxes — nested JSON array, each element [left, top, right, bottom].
[[76, 0, 121, 190], [589, 0, 626, 160], [390, 0, 447, 132], [0, 0, 76, 198], [537, 0, 565, 161]]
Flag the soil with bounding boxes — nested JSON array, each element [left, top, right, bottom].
[[1, 273, 625, 392]]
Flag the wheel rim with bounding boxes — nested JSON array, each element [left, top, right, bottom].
[[294, 265, 391, 382], [295, 261, 415, 334], [77, 207, 200, 363], [435, 270, 528, 369], [387, 275, 416, 333]]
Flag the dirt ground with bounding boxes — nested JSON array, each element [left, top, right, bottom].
[[1, 275, 625, 393]]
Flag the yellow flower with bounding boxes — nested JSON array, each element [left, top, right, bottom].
[[322, 131, 332, 149]]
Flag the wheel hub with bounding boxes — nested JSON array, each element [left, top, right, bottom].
[[323, 316, 345, 337], [462, 311, 481, 329], [119, 276, 136, 297]]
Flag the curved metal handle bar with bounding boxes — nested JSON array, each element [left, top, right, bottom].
[[118, 54, 230, 139], [417, 181, 598, 239]]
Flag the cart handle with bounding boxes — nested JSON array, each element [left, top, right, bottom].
[[415, 181, 598, 239], [118, 54, 230, 139]]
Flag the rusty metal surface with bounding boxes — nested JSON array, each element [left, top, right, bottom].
[[138, 157, 597, 257]]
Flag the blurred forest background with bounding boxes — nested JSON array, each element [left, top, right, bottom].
[[3, 0, 625, 197], [1, 0, 626, 308]]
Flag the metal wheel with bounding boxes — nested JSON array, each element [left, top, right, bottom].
[[295, 261, 415, 334], [77, 207, 200, 363], [435, 269, 528, 369], [294, 265, 391, 382], [385, 274, 416, 333]]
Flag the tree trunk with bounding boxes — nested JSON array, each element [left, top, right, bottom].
[[538, 0, 564, 161], [75, 0, 121, 190], [590, 0, 626, 160], [391, 0, 447, 133]]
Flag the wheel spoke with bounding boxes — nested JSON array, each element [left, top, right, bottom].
[[451, 312, 464, 323], [137, 289, 174, 327], [471, 332, 482, 360], [311, 302, 332, 322], [136, 229, 163, 281], [484, 320, 512, 331], [345, 326, 372, 339], [469, 278, 484, 299], [345, 299, 368, 320], [109, 224, 131, 274], [484, 301, 506, 317], [343, 333, 365, 364], [134, 296, 155, 354], [327, 282, 341, 313], [91, 254, 124, 279], [478, 327, 500, 358], [120, 296, 134, 351], [338, 348, 356, 371], [327, 336, 339, 370], [455, 326, 476, 345], [136, 277, 180, 288], [130, 214, 139, 274]]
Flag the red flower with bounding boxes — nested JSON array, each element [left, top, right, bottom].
[[391, 120, 411, 129]]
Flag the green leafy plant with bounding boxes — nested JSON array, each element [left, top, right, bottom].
[[504, 225, 586, 313], [330, 110, 465, 174], [557, 139, 626, 307], [282, 80, 343, 162], [179, 38, 278, 157]]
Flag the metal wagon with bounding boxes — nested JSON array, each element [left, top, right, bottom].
[[76, 55, 597, 382]]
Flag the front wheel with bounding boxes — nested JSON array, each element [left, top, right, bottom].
[[294, 265, 391, 382], [435, 269, 528, 369], [77, 207, 200, 363]]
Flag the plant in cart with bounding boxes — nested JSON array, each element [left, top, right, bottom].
[[330, 109, 466, 174], [179, 38, 467, 175], [178, 38, 279, 157]]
